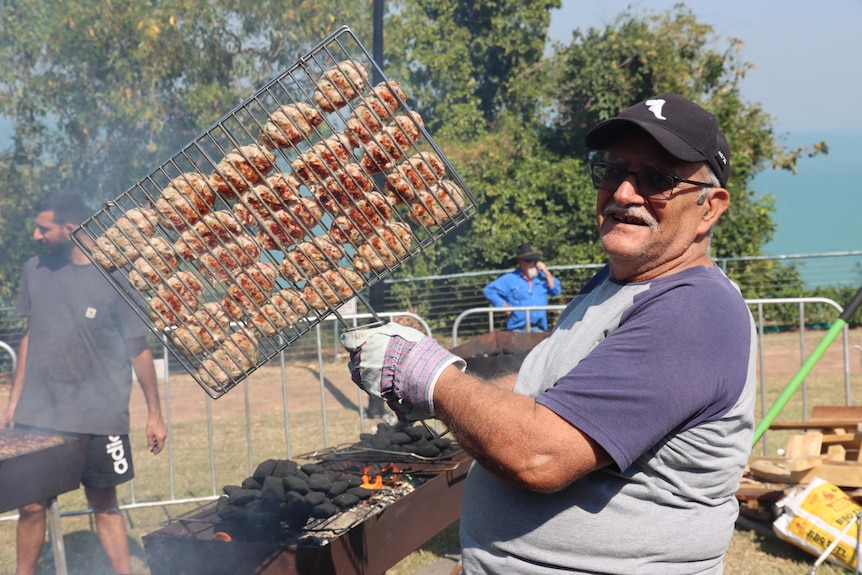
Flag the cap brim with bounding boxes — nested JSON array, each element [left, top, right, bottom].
[[585, 118, 705, 164]]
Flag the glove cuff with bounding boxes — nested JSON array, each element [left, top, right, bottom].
[[403, 337, 465, 415]]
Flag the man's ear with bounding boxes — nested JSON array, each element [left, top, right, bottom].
[[63, 222, 77, 239], [697, 188, 730, 234]]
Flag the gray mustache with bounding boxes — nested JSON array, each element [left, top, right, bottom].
[[603, 203, 658, 230]]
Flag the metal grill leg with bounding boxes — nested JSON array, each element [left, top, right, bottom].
[[47, 497, 69, 575]]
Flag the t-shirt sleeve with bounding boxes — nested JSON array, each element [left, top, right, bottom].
[[14, 261, 32, 318], [536, 280, 751, 471]]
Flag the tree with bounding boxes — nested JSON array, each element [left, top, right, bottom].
[[383, 0, 561, 139], [0, 0, 374, 305], [547, 5, 826, 262]]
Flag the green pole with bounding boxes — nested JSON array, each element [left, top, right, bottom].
[[753, 286, 862, 445]]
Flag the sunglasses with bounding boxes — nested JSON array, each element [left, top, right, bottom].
[[590, 161, 714, 200]]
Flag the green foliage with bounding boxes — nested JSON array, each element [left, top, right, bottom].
[[0, 0, 374, 305], [0, 0, 829, 309], [384, 0, 560, 138]]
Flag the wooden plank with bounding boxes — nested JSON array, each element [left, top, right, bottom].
[[818, 432, 862, 445], [784, 455, 825, 472], [801, 431, 823, 456], [791, 463, 862, 488], [768, 420, 862, 431], [785, 434, 806, 459], [827, 444, 847, 461], [748, 460, 793, 484], [811, 406, 862, 420]]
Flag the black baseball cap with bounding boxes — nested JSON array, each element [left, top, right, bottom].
[[585, 93, 731, 187]]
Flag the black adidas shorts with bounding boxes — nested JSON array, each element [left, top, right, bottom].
[[15, 426, 135, 489], [82, 434, 135, 489]]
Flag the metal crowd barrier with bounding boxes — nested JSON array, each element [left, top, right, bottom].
[[0, 298, 856, 520]]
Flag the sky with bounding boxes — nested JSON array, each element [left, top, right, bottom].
[[547, 0, 862, 136]]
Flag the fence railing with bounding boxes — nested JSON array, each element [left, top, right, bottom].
[[0, 296, 858, 522]]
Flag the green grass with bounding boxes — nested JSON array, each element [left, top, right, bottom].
[[2, 327, 862, 574]]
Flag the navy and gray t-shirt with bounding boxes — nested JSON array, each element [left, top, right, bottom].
[[460, 264, 757, 574]]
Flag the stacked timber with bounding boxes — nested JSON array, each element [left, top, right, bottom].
[[747, 406, 862, 488]]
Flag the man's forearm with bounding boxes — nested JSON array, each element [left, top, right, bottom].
[[3, 331, 29, 423], [433, 366, 610, 493], [129, 344, 162, 418]]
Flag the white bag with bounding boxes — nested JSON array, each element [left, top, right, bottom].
[[773, 476, 862, 571]]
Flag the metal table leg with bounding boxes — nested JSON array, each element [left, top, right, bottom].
[[46, 496, 68, 575]]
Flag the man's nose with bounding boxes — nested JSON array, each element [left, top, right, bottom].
[[612, 175, 644, 204]]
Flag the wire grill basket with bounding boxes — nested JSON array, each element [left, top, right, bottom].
[[71, 26, 477, 398]]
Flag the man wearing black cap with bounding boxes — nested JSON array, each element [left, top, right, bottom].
[[482, 243, 561, 332], [342, 93, 755, 573]]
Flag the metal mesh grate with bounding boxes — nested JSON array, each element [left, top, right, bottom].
[[71, 26, 477, 398]]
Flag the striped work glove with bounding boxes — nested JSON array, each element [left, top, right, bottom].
[[341, 322, 465, 421]]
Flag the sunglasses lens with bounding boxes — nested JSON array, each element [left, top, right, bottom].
[[640, 171, 674, 197], [592, 164, 624, 190]]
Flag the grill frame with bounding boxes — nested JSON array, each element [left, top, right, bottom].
[[142, 450, 472, 575], [70, 26, 477, 399], [0, 428, 89, 513]]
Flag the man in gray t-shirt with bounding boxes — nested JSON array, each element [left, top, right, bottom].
[[1, 191, 167, 575], [343, 93, 755, 573]]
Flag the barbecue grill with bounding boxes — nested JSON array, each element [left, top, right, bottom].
[[0, 428, 90, 575], [71, 26, 477, 399], [143, 450, 471, 575], [0, 428, 89, 513]]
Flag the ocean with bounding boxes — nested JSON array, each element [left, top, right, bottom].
[[754, 130, 862, 286]]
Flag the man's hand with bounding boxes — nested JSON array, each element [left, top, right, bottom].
[[535, 261, 549, 275], [0, 408, 13, 429], [341, 322, 465, 421], [147, 414, 167, 454]]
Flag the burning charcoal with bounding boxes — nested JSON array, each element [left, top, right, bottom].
[[253, 458, 278, 480], [216, 496, 230, 512], [228, 489, 261, 507], [433, 437, 453, 450], [331, 493, 360, 510], [301, 463, 325, 476], [283, 475, 310, 495], [217, 504, 246, 523], [285, 490, 305, 503], [390, 431, 412, 445], [241, 477, 262, 490], [273, 459, 298, 477], [370, 436, 390, 450], [359, 433, 375, 442], [307, 473, 332, 492], [440, 448, 457, 458], [305, 491, 326, 506], [261, 475, 285, 503], [413, 440, 441, 458], [282, 499, 312, 530], [245, 500, 281, 539], [223, 485, 244, 498], [347, 486, 373, 500], [293, 469, 310, 481], [344, 475, 363, 488], [311, 502, 337, 519], [401, 425, 426, 441], [327, 479, 349, 497]]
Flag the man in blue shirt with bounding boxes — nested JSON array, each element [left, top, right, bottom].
[[483, 243, 562, 332]]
